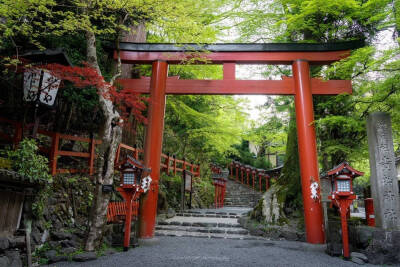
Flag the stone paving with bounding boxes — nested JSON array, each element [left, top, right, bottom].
[[45, 236, 375, 267], [43, 186, 373, 266]]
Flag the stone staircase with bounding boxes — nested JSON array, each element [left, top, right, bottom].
[[223, 179, 263, 207], [155, 208, 258, 240]]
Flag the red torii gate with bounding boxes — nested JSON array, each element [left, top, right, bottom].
[[114, 41, 362, 244]]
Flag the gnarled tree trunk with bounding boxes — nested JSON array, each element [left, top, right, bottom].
[[84, 30, 122, 251]]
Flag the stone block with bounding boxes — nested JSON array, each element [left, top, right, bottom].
[[351, 257, 365, 265], [61, 247, 76, 254], [72, 252, 97, 262], [44, 249, 57, 259], [366, 229, 400, 264], [0, 256, 9, 267], [366, 112, 400, 230], [8, 236, 25, 249], [44, 249, 68, 263], [5, 250, 22, 267], [351, 252, 368, 262], [51, 231, 73, 241], [0, 237, 9, 251], [60, 239, 79, 248]]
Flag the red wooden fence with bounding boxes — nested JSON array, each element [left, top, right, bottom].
[[228, 161, 277, 192], [107, 201, 139, 223], [115, 143, 200, 177], [0, 118, 200, 177]]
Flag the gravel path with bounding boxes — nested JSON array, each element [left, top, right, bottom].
[[44, 236, 375, 267]]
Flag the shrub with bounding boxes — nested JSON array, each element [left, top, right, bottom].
[[8, 138, 52, 183]]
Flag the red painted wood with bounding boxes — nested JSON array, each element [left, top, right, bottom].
[[123, 193, 133, 250], [116, 78, 351, 95], [139, 61, 168, 239], [293, 60, 325, 244], [223, 63, 235, 79], [173, 156, 177, 175], [50, 133, 59, 176], [57, 151, 90, 157], [166, 155, 171, 174], [116, 50, 351, 65], [365, 198, 376, 226]]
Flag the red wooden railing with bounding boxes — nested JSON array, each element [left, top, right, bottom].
[[0, 118, 200, 177], [210, 164, 227, 208], [107, 201, 139, 223], [115, 143, 200, 177], [228, 161, 278, 192]]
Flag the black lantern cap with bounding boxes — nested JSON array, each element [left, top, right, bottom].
[[126, 155, 151, 172]]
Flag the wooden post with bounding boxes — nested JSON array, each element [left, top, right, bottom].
[[241, 166, 244, 184], [190, 162, 194, 173], [88, 134, 95, 176], [196, 163, 201, 177], [252, 169, 255, 190], [173, 155, 177, 175], [235, 164, 239, 181], [246, 168, 250, 186], [139, 61, 168, 239], [134, 144, 139, 160], [183, 157, 186, 172], [49, 132, 59, 176], [166, 153, 171, 174], [293, 60, 324, 244]]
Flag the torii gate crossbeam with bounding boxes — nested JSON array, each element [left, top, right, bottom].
[[114, 41, 363, 245]]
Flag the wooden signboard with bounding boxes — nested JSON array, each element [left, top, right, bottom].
[[184, 170, 193, 192], [181, 170, 193, 211]]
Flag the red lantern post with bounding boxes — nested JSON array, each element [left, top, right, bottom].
[[323, 162, 364, 259], [117, 156, 151, 251]]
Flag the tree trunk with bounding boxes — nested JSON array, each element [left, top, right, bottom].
[[84, 30, 122, 251], [120, 22, 147, 146], [121, 22, 146, 79], [276, 108, 302, 212]]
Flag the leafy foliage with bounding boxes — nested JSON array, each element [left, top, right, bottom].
[[163, 94, 247, 166], [8, 138, 52, 183]]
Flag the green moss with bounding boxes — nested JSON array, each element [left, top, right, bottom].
[[276, 109, 303, 213], [249, 199, 265, 222]]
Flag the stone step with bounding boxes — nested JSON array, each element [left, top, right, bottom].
[[185, 210, 240, 215], [223, 204, 254, 208], [224, 202, 256, 205], [155, 229, 258, 240], [158, 220, 241, 228], [224, 197, 259, 202], [155, 225, 249, 235], [175, 212, 240, 219], [225, 193, 262, 197]]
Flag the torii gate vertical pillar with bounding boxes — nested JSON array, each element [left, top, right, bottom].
[[139, 61, 168, 238], [292, 60, 325, 244]]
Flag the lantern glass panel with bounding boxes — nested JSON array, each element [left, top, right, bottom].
[[124, 172, 135, 185], [337, 179, 351, 192]]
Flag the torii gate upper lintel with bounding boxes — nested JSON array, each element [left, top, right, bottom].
[[114, 41, 363, 245]]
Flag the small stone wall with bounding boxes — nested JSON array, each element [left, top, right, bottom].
[[327, 219, 400, 265]]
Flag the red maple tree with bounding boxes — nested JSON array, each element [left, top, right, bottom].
[[31, 63, 148, 124]]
